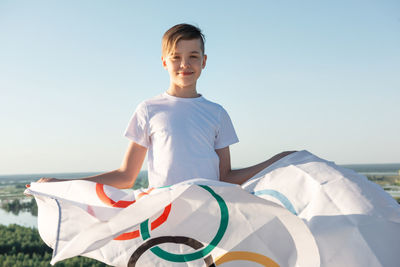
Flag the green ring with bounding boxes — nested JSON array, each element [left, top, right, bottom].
[[139, 185, 229, 262]]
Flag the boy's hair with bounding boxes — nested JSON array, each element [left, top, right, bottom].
[[162, 23, 205, 57]]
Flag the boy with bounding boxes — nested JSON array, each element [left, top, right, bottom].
[[38, 24, 294, 188]]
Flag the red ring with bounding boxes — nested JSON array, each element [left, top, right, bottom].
[[96, 184, 154, 208], [94, 183, 171, 241]]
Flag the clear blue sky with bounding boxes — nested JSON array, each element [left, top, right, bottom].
[[1, 0, 399, 174]]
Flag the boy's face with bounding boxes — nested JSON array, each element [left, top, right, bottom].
[[162, 39, 207, 91]]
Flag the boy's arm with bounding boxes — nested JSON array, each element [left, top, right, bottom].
[[216, 147, 295, 185], [37, 141, 147, 189]]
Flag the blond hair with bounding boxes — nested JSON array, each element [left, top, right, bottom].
[[162, 23, 205, 57]]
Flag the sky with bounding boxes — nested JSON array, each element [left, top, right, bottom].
[[1, 0, 399, 175]]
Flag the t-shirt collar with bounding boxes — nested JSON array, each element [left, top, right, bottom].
[[163, 92, 204, 102]]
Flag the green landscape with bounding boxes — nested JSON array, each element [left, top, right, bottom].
[[0, 172, 398, 267], [0, 224, 107, 267]]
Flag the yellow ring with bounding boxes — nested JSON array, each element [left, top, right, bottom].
[[215, 251, 279, 267]]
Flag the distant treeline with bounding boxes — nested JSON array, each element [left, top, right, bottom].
[[1, 198, 38, 216], [0, 224, 108, 267], [0, 171, 149, 186], [342, 163, 400, 174]]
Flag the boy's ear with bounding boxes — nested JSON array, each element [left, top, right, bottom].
[[202, 54, 207, 69], [161, 56, 167, 69]]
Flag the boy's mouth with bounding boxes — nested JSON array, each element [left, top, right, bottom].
[[179, 71, 194, 76]]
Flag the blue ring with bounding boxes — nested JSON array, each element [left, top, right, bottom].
[[252, 189, 297, 215]]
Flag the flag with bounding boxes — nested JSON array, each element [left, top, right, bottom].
[[25, 151, 400, 266]]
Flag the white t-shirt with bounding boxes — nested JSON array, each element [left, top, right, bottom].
[[124, 92, 239, 187]]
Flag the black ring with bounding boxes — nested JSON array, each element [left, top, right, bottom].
[[128, 236, 215, 267]]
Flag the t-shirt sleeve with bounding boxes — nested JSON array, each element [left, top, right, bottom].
[[124, 102, 150, 148], [214, 107, 239, 149]]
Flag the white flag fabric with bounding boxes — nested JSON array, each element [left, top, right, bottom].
[[25, 150, 400, 266], [242, 150, 400, 266]]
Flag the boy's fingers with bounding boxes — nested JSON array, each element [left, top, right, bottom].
[[24, 184, 32, 196], [36, 177, 58, 183]]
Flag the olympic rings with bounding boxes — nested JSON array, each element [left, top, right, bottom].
[[100, 184, 281, 266], [128, 236, 215, 267], [214, 251, 279, 266], [252, 189, 297, 215], [139, 185, 229, 263]]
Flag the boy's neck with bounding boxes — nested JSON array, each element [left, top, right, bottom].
[[166, 85, 200, 98]]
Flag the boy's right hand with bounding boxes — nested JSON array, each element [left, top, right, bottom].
[[36, 177, 64, 183], [25, 177, 63, 195]]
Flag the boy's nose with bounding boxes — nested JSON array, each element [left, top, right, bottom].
[[180, 58, 190, 68]]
